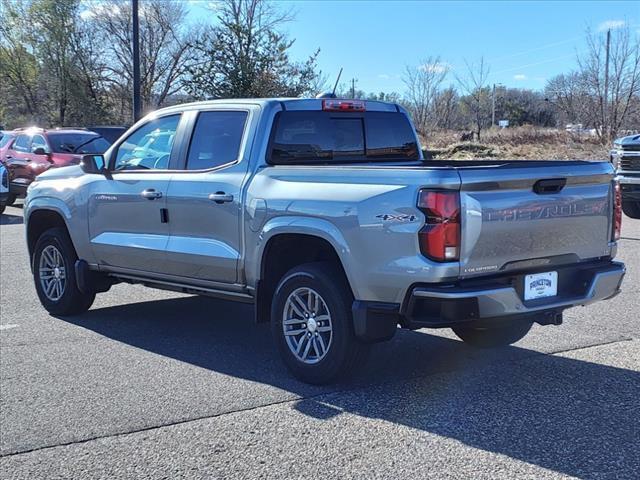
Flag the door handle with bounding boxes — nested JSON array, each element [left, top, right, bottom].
[[5, 155, 12, 160], [208, 192, 234, 204], [141, 189, 162, 200], [533, 178, 566, 195]]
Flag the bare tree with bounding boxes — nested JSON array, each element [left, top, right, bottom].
[[545, 72, 589, 126], [434, 86, 460, 129], [578, 26, 640, 142], [456, 57, 491, 141], [402, 56, 448, 134], [88, 0, 197, 119]]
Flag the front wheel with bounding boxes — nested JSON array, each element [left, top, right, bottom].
[[271, 262, 369, 384], [622, 200, 640, 219], [33, 227, 95, 315], [452, 321, 532, 348]]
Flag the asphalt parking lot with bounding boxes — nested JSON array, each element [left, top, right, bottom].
[[0, 202, 638, 479]]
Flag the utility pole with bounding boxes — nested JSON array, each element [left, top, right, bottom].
[[350, 78, 357, 99], [132, 0, 141, 122], [491, 83, 496, 127], [603, 29, 611, 141]]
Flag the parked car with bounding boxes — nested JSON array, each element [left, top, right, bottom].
[[0, 130, 16, 164], [87, 126, 128, 144], [0, 163, 8, 214], [5, 127, 111, 199], [24, 98, 625, 384], [610, 134, 640, 219], [0, 131, 17, 205]]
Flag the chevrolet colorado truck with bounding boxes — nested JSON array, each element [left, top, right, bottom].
[[610, 134, 640, 219], [24, 98, 626, 384]]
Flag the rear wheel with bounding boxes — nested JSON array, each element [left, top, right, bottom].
[[622, 200, 640, 219], [452, 321, 532, 348], [271, 262, 369, 384], [33, 227, 95, 315]]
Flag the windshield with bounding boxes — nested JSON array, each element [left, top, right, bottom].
[[47, 133, 111, 154], [268, 111, 419, 164]]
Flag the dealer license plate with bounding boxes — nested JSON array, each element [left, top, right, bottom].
[[524, 271, 558, 301]]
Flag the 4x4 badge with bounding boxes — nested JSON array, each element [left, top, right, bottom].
[[376, 214, 417, 222]]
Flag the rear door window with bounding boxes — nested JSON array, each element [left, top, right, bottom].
[[12, 134, 31, 153], [269, 111, 418, 164], [31, 134, 49, 153], [186, 111, 248, 170]]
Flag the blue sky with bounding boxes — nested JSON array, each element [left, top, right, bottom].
[[189, 1, 640, 94]]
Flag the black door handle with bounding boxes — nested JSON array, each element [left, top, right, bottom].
[[533, 178, 566, 194]]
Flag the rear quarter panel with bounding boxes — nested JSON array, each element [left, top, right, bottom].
[[244, 166, 461, 304]]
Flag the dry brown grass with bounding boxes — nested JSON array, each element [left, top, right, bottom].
[[422, 126, 610, 161]]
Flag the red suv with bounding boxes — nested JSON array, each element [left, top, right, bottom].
[[5, 128, 111, 199]]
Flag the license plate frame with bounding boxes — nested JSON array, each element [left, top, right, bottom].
[[524, 271, 558, 301]]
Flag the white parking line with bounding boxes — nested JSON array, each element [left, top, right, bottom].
[[0, 324, 19, 331]]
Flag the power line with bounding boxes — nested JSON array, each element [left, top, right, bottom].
[[489, 52, 585, 77], [488, 36, 586, 64]]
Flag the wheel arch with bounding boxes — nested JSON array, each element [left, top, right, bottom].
[[26, 207, 72, 266], [253, 221, 357, 323]]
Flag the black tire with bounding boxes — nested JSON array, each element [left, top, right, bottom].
[[33, 227, 95, 315], [452, 321, 532, 348], [0, 202, 5, 215], [271, 262, 369, 384], [5, 193, 16, 206], [622, 200, 640, 219]]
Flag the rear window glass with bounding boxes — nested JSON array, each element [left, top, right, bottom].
[[48, 133, 111, 154], [269, 111, 418, 164]]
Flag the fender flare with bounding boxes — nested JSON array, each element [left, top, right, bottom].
[[250, 215, 362, 298]]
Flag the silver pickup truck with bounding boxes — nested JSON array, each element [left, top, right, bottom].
[[25, 98, 626, 384], [610, 134, 640, 219]]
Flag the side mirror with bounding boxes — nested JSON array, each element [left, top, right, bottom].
[[32, 147, 48, 156], [81, 154, 110, 177]]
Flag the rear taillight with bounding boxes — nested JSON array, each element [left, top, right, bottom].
[[613, 181, 622, 241], [322, 99, 366, 111], [417, 190, 460, 262]]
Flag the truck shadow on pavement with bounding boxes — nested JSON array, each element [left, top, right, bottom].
[[64, 295, 639, 479]]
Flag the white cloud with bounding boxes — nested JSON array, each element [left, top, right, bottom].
[[598, 20, 626, 32], [377, 74, 391, 80], [419, 62, 449, 74], [513, 74, 527, 81]]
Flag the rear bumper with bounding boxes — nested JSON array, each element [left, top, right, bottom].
[[352, 261, 625, 342], [404, 261, 625, 328], [9, 180, 30, 196]]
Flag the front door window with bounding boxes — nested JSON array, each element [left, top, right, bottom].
[[113, 115, 180, 171]]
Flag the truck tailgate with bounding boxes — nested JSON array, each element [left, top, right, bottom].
[[458, 162, 614, 278]]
